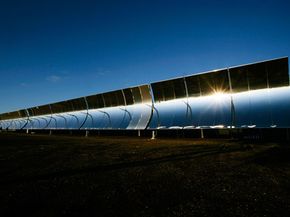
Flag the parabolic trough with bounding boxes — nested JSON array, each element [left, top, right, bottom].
[[0, 57, 289, 133]]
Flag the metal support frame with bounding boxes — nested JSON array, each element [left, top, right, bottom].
[[81, 111, 93, 129], [38, 117, 49, 129], [227, 68, 236, 129], [16, 119, 23, 129], [55, 114, 68, 129], [6, 120, 13, 129], [26, 118, 33, 129], [152, 106, 161, 128], [67, 113, 80, 128], [183, 100, 193, 126], [119, 90, 131, 128], [119, 107, 132, 128], [30, 117, 41, 129], [43, 104, 53, 129], [183, 77, 193, 126], [79, 97, 90, 129], [50, 116, 57, 129], [145, 84, 156, 130], [11, 120, 17, 129], [98, 110, 112, 129], [43, 115, 52, 129]]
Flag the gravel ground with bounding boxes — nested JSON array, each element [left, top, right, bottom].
[[1, 132, 290, 217]]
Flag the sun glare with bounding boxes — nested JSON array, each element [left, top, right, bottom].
[[212, 91, 226, 102]]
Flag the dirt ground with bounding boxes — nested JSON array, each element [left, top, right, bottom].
[[1, 132, 290, 217]]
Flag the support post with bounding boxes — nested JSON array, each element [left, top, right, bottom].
[[151, 130, 156, 140], [200, 128, 204, 139], [138, 130, 141, 137], [26, 129, 29, 134], [85, 130, 89, 137], [49, 130, 52, 136]]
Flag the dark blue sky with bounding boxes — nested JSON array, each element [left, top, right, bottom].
[[0, 0, 290, 113]]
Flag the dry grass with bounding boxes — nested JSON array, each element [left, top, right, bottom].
[[1, 132, 290, 217]]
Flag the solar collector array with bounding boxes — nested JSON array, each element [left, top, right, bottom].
[[151, 57, 289, 103], [0, 57, 289, 130]]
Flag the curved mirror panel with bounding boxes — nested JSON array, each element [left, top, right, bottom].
[[269, 87, 290, 127], [149, 99, 187, 128], [187, 94, 231, 128]]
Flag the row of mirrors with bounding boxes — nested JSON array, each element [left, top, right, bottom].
[[1, 57, 289, 130]]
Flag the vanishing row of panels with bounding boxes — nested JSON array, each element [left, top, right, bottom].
[[0, 57, 288, 120], [1, 86, 290, 130], [0, 85, 152, 120], [0, 57, 289, 129]]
